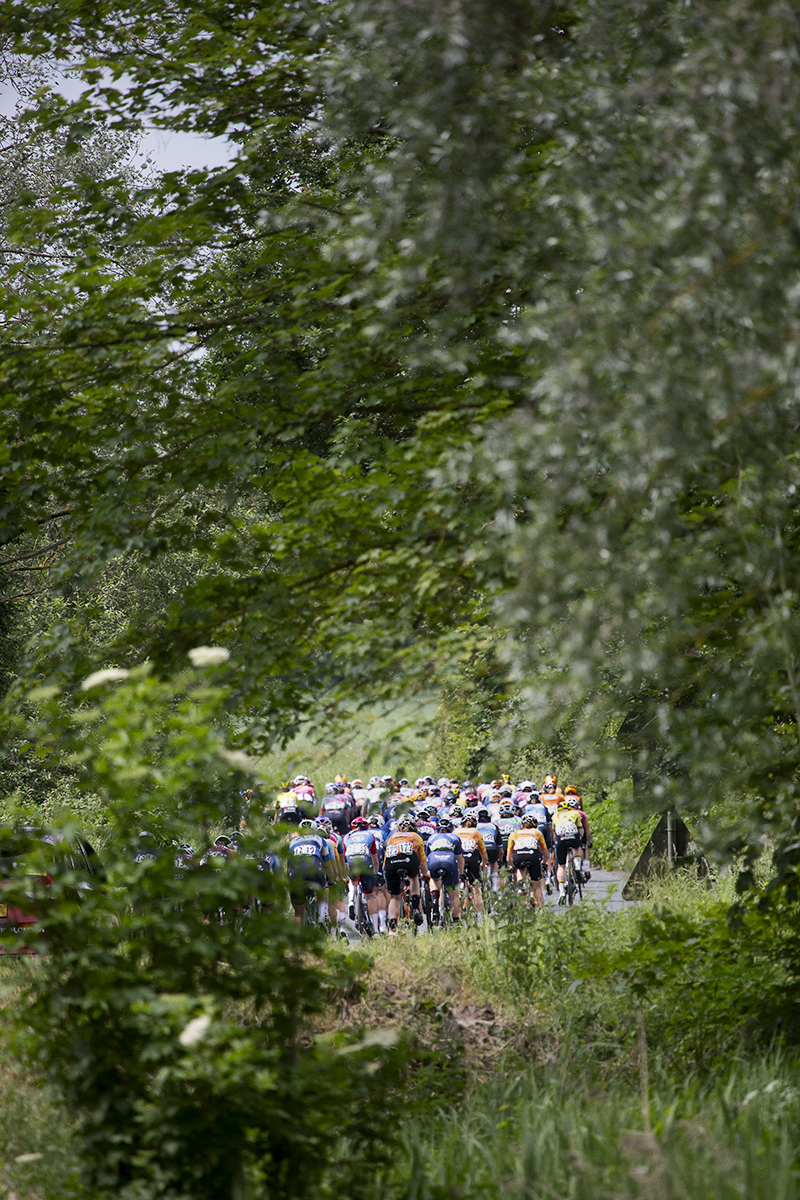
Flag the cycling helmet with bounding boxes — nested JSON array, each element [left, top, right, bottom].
[[477, 808, 490, 822], [334, 773, 347, 785], [424, 804, 439, 817], [177, 843, 194, 856], [215, 834, 232, 846], [381, 774, 394, 784], [461, 814, 477, 828], [398, 815, 418, 833], [352, 778, 364, 787], [317, 815, 332, 828], [499, 801, 515, 816], [564, 785, 579, 795], [298, 819, 316, 830], [499, 785, 514, 797], [350, 816, 368, 829], [368, 776, 380, 787], [438, 817, 454, 832], [450, 805, 464, 819], [567, 795, 581, 809], [521, 814, 537, 829], [367, 815, 382, 828], [543, 774, 557, 790], [324, 782, 336, 793], [399, 777, 410, 787]]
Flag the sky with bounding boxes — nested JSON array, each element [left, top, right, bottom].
[[0, 68, 236, 173]]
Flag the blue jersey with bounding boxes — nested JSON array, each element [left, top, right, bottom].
[[523, 801, 550, 827], [477, 821, 501, 850], [426, 831, 463, 861], [288, 832, 335, 869], [343, 829, 377, 870]]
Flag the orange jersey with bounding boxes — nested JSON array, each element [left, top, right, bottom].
[[507, 828, 549, 858], [385, 830, 428, 871], [454, 826, 488, 862]]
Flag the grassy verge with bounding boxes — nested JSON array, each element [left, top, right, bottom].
[[0, 963, 84, 1200]]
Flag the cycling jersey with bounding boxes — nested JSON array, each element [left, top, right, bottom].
[[276, 790, 314, 825], [288, 832, 335, 872], [477, 820, 502, 863], [343, 829, 378, 877], [426, 830, 463, 890], [507, 827, 548, 880], [522, 801, 550, 826], [416, 818, 438, 843], [454, 826, 487, 883], [496, 814, 522, 853], [384, 830, 428, 896], [318, 793, 351, 835], [553, 808, 582, 840], [507, 827, 548, 859]]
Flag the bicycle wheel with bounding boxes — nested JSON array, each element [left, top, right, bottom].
[[439, 884, 451, 928], [420, 877, 435, 929], [355, 889, 373, 937], [566, 855, 576, 906]]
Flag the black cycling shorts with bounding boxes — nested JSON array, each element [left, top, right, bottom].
[[512, 849, 543, 880], [484, 844, 501, 865], [427, 854, 459, 890], [287, 867, 327, 906], [463, 853, 482, 884], [555, 835, 582, 866], [384, 853, 421, 896]]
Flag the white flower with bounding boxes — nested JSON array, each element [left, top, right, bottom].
[[179, 1013, 211, 1047], [80, 667, 130, 691], [187, 646, 230, 667]]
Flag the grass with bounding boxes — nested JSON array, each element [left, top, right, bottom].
[[253, 696, 441, 789], [372, 1052, 800, 1200], [0, 962, 84, 1200]]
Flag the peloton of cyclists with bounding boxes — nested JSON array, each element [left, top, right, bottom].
[[261, 768, 596, 928]]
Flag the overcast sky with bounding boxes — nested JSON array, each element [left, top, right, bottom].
[[0, 69, 236, 173]]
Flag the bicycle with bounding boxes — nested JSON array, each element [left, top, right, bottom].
[[352, 880, 374, 937], [564, 847, 583, 906]]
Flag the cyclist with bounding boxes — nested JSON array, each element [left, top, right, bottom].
[[416, 805, 439, 844], [540, 774, 564, 818], [318, 786, 352, 836], [275, 787, 312, 826], [367, 814, 390, 931], [426, 816, 465, 924], [384, 815, 429, 930], [287, 820, 336, 924], [317, 815, 349, 932], [476, 807, 502, 891], [507, 815, 550, 908], [453, 814, 489, 923], [496, 800, 522, 865], [563, 787, 591, 881], [343, 816, 382, 933], [552, 794, 585, 904], [350, 778, 371, 816]]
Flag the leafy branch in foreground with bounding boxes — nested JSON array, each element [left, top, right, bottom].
[[9, 661, 403, 1200]]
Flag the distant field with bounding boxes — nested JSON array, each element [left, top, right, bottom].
[[255, 695, 441, 789]]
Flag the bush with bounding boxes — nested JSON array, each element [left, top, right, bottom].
[[8, 664, 404, 1200]]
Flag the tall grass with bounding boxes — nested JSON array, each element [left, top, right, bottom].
[[373, 1054, 800, 1200]]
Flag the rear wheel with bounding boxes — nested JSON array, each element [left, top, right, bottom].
[[566, 856, 576, 906]]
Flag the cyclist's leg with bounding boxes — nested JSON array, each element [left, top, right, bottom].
[[384, 860, 407, 930]]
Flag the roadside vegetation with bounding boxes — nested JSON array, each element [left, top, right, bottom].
[[2, 868, 800, 1199]]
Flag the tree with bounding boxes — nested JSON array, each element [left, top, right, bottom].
[[2, 0, 800, 887]]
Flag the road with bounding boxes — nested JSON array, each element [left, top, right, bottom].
[[545, 867, 631, 912]]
